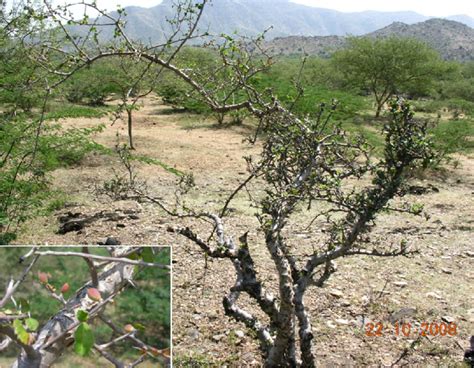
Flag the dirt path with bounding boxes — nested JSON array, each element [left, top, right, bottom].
[[15, 97, 474, 367]]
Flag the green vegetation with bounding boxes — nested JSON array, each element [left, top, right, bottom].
[[0, 114, 107, 243], [253, 58, 369, 120], [174, 353, 239, 367], [332, 37, 445, 117], [62, 62, 119, 106], [149, 42, 472, 160], [1, 19, 473, 245], [44, 104, 113, 120], [432, 119, 474, 154]]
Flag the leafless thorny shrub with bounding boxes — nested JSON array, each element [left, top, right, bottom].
[[0, 247, 170, 368], [9, 0, 440, 366], [93, 141, 147, 201]]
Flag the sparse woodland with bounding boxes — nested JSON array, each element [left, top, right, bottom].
[[0, 0, 473, 367]]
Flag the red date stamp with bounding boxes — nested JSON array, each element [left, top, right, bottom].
[[365, 321, 458, 337]]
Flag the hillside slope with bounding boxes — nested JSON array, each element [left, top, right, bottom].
[[263, 19, 474, 61], [368, 19, 474, 61]]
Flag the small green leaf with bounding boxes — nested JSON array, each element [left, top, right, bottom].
[[25, 318, 39, 332], [74, 322, 94, 356], [127, 253, 140, 260], [13, 319, 30, 344], [132, 322, 146, 332], [141, 248, 154, 263], [76, 310, 89, 323], [18, 298, 30, 313]]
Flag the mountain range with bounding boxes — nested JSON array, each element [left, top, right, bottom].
[[72, 0, 474, 60], [79, 0, 474, 42]]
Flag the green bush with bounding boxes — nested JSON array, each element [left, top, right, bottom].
[[62, 63, 120, 106], [0, 116, 107, 243], [252, 58, 369, 121], [412, 100, 446, 114], [0, 37, 44, 113], [431, 118, 474, 154], [156, 77, 210, 114], [44, 104, 112, 120], [443, 79, 474, 103], [444, 99, 474, 116]]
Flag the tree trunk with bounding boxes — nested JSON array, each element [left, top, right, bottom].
[[265, 236, 297, 367], [295, 281, 315, 367], [265, 304, 297, 367], [216, 112, 225, 125], [375, 103, 382, 118], [127, 109, 134, 150]]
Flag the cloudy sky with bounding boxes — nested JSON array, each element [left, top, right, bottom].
[[72, 0, 474, 18]]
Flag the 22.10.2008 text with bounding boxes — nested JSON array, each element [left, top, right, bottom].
[[365, 321, 458, 337]]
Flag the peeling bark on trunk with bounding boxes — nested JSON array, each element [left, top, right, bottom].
[[265, 235, 297, 368], [295, 280, 315, 368], [223, 246, 279, 354], [12, 250, 135, 368]]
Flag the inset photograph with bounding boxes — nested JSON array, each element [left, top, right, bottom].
[[0, 246, 170, 367]]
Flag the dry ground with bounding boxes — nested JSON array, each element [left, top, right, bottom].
[[14, 96, 474, 367]]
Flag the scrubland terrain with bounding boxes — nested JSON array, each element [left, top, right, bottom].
[[3, 2, 474, 367], [11, 96, 473, 367]]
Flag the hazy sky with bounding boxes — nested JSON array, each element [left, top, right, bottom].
[[55, 0, 474, 18], [292, 0, 474, 17]]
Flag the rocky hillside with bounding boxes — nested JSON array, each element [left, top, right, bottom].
[[263, 35, 346, 58], [263, 19, 474, 61], [368, 19, 474, 61]]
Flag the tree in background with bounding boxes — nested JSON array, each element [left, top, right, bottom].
[[0, 36, 42, 114], [62, 57, 158, 149], [155, 47, 216, 114], [156, 46, 251, 125], [441, 61, 474, 103], [108, 57, 160, 150], [252, 56, 368, 121], [332, 36, 442, 117]]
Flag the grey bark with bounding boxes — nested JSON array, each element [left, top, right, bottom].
[[12, 249, 135, 368], [264, 234, 297, 368]]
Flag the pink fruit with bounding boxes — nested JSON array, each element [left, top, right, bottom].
[[38, 272, 48, 284], [124, 324, 135, 333], [60, 283, 70, 294], [87, 288, 101, 302]]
